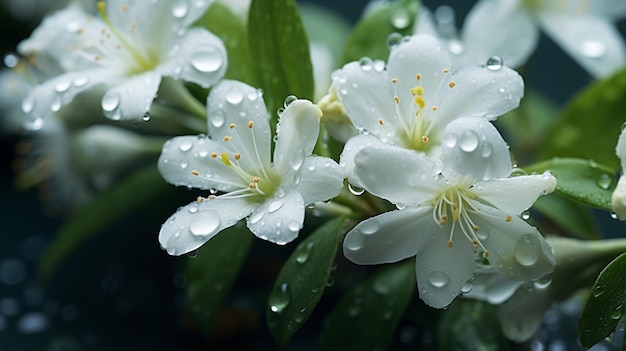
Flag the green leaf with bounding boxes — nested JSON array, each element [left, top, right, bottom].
[[248, 0, 314, 126], [438, 300, 510, 351], [578, 252, 626, 349], [341, 0, 420, 64], [196, 3, 257, 86], [532, 194, 600, 240], [266, 217, 346, 346], [539, 66, 626, 170], [185, 223, 254, 335], [524, 158, 617, 211], [40, 167, 171, 281], [319, 261, 415, 351]]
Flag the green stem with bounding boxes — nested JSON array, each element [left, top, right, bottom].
[[149, 104, 207, 135], [158, 78, 207, 120]]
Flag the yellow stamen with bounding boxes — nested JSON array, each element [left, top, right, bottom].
[[229, 123, 236, 129], [234, 153, 241, 160], [210, 152, 218, 158], [248, 121, 254, 128], [191, 170, 200, 176], [443, 68, 450, 73], [394, 96, 399, 104], [448, 240, 453, 247], [197, 196, 204, 203], [416, 73, 421, 80], [378, 119, 384, 125], [505, 215, 512, 222], [223, 136, 231, 142], [431, 106, 438, 111], [391, 78, 398, 84], [414, 96, 425, 109], [220, 152, 232, 166], [422, 136, 429, 143], [448, 81, 456, 88]]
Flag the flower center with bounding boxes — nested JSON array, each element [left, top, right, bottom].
[[431, 185, 490, 257]]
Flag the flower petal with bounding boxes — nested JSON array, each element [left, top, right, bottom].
[[473, 172, 557, 215], [440, 117, 512, 182], [159, 28, 227, 88], [415, 228, 476, 309], [273, 99, 322, 175], [206, 80, 272, 174], [353, 144, 444, 206], [247, 190, 305, 245], [101, 71, 161, 121], [158, 135, 246, 191], [339, 133, 384, 186], [343, 207, 437, 264], [617, 127, 626, 169], [412, 7, 438, 36], [612, 176, 626, 220], [331, 61, 395, 135], [474, 203, 556, 281], [537, 10, 626, 77], [159, 197, 255, 256], [498, 284, 552, 342], [462, 0, 538, 68], [294, 156, 344, 204]]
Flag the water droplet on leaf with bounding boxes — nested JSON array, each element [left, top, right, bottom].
[[269, 283, 290, 313]]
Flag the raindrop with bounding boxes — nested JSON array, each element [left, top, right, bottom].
[[611, 213, 619, 220], [459, 130, 479, 152], [50, 95, 62, 112], [326, 276, 335, 287], [461, 281, 473, 294], [498, 86, 507, 93], [186, 251, 197, 258], [521, 211, 530, 220], [510, 167, 526, 177], [226, 87, 244, 105], [190, 46, 223, 73], [307, 163, 316, 171], [443, 133, 457, 148], [348, 183, 365, 195], [189, 210, 220, 237], [188, 205, 198, 214], [359, 219, 381, 235], [269, 283, 290, 313], [171, 0, 189, 18], [619, 321, 625, 332], [17, 312, 49, 334], [427, 271, 450, 288], [485, 56, 504, 71], [210, 111, 225, 128], [534, 273, 552, 289], [611, 305, 624, 319], [295, 242, 314, 264], [373, 60, 385, 72], [24, 116, 44, 131], [54, 81, 71, 93], [73, 77, 89, 87], [288, 148, 305, 171], [101, 92, 121, 113], [447, 39, 464, 55], [247, 90, 258, 101], [178, 139, 193, 152], [294, 308, 307, 323], [391, 8, 410, 29], [288, 221, 300, 233], [592, 284, 604, 297], [373, 280, 390, 295], [580, 40, 606, 58], [268, 201, 283, 213], [513, 234, 539, 266], [249, 211, 264, 224], [387, 32, 403, 49], [596, 174, 613, 190], [480, 143, 493, 158], [283, 95, 298, 108], [359, 57, 372, 71], [21, 96, 35, 114], [142, 112, 151, 121]]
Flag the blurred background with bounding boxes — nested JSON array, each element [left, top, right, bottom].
[[0, 0, 625, 350]]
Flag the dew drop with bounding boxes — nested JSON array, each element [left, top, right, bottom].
[[461, 281, 473, 294], [101, 92, 121, 113], [288, 148, 305, 171], [210, 111, 225, 128], [294, 308, 307, 323], [348, 183, 365, 196], [592, 284, 604, 297], [171, 0, 189, 18], [178, 139, 193, 152], [595, 174, 613, 190], [580, 40, 606, 58], [533, 273, 552, 289], [283, 95, 298, 108], [427, 271, 450, 288], [611, 304, 623, 319], [360, 219, 381, 235], [373, 280, 390, 295], [498, 86, 507, 93], [268, 201, 283, 213], [443, 133, 457, 148], [73, 77, 89, 87], [180, 160, 189, 169], [190, 46, 223, 73], [359, 57, 372, 71], [513, 234, 540, 266], [142, 112, 151, 122], [50, 95, 62, 112], [21, 96, 36, 114], [188, 205, 198, 214], [480, 143, 493, 158], [54, 81, 71, 93], [510, 167, 526, 177], [387, 32, 403, 49], [486, 56, 504, 71], [459, 130, 479, 152], [447, 39, 464, 55], [295, 242, 314, 264], [226, 86, 244, 105], [269, 283, 290, 313], [521, 211, 530, 220], [189, 210, 220, 237], [288, 221, 300, 233], [373, 60, 385, 72], [249, 211, 264, 224], [391, 8, 410, 29]]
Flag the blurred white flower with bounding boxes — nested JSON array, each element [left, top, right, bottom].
[[612, 127, 626, 219], [158, 80, 344, 256]]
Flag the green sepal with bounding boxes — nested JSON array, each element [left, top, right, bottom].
[[578, 252, 626, 349], [185, 223, 254, 336], [340, 0, 420, 64], [539, 66, 626, 171], [319, 261, 415, 351], [532, 194, 600, 240], [524, 158, 617, 211]]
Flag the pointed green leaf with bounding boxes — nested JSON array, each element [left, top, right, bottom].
[[319, 261, 415, 351], [186, 223, 254, 335], [195, 3, 257, 86], [40, 167, 171, 281], [438, 300, 510, 351], [532, 194, 600, 240], [266, 217, 346, 346], [341, 0, 420, 64], [578, 252, 626, 349], [539, 66, 626, 170], [248, 0, 314, 125], [524, 158, 617, 211]]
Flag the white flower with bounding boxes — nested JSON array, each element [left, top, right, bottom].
[[332, 34, 523, 184], [342, 117, 556, 308], [158, 80, 344, 256], [415, 0, 626, 77], [612, 127, 626, 219], [17, 0, 227, 126]]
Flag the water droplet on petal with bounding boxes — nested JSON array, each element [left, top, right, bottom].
[[226, 86, 244, 105], [73, 77, 89, 87], [533, 273, 552, 289], [447, 39, 464, 55], [283, 95, 298, 108], [21, 96, 35, 114], [189, 210, 220, 237], [387, 32, 403, 49], [171, 0, 189, 18], [190, 46, 223, 73], [142, 112, 151, 122], [269, 283, 290, 313], [459, 130, 479, 152], [268, 201, 283, 213], [54, 81, 71, 93], [480, 143, 493, 158], [513, 234, 540, 266], [359, 219, 381, 235], [348, 184, 365, 195], [178, 139, 193, 152], [391, 8, 410, 29], [210, 111, 225, 128], [486, 56, 503, 71], [249, 211, 264, 224], [596, 174, 613, 190], [50, 95, 62, 112], [427, 271, 450, 288], [101, 92, 121, 114], [288, 221, 300, 233], [288, 148, 305, 171], [443, 133, 457, 148], [580, 40, 606, 58], [359, 57, 372, 71], [461, 281, 473, 293]]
